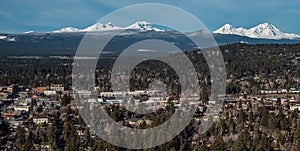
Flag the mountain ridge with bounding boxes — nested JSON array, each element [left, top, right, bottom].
[[214, 23, 300, 40], [53, 21, 164, 33], [11, 21, 300, 40]]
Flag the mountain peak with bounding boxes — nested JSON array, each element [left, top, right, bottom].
[[82, 22, 120, 31], [252, 23, 279, 31], [126, 21, 164, 31], [53, 21, 164, 33], [258, 22, 273, 26], [214, 22, 300, 39], [126, 21, 151, 30], [223, 24, 234, 29], [53, 27, 80, 33], [24, 31, 35, 34], [214, 24, 247, 36]]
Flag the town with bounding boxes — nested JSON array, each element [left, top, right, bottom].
[[0, 43, 300, 150], [1, 81, 300, 150]]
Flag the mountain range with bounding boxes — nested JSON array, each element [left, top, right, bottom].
[[0, 21, 299, 57], [53, 21, 164, 33], [49, 21, 300, 40], [214, 23, 300, 40]]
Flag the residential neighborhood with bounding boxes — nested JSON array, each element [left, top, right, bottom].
[[1, 80, 300, 150]]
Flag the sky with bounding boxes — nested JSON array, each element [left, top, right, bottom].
[[0, 0, 300, 34]]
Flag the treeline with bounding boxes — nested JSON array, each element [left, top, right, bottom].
[[1, 43, 300, 96]]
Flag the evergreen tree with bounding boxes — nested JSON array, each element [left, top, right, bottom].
[[17, 126, 26, 149], [211, 134, 226, 151], [294, 121, 300, 149], [261, 133, 272, 151], [24, 132, 34, 151], [233, 129, 250, 151]]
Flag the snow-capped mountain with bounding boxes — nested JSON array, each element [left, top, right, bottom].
[[0, 35, 16, 42], [82, 22, 120, 31], [1, 25, 300, 57], [24, 31, 35, 34], [125, 21, 164, 32], [213, 24, 247, 36], [53, 21, 164, 33], [53, 21, 299, 39], [53, 27, 80, 33], [0, 35, 7, 40], [214, 23, 300, 39]]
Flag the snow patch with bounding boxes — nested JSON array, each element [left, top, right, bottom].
[[53, 27, 80, 33], [24, 31, 35, 34], [0, 36, 7, 40], [7, 37, 16, 42]]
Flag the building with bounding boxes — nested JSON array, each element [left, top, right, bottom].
[[33, 117, 49, 124], [50, 84, 64, 92], [43, 90, 57, 96], [14, 106, 30, 112], [126, 118, 152, 126], [290, 105, 300, 111], [289, 88, 300, 93]]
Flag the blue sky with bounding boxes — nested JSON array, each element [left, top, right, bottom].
[[1, 0, 300, 34]]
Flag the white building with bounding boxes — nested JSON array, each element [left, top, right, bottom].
[[50, 84, 64, 92], [44, 90, 57, 96], [14, 106, 30, 112], [290, 105, 300, 111], [33, 117, 49, 124]]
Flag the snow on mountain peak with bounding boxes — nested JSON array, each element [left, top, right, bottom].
[[82, 22, 120, 32], [0, 35, 7, 40], [214, 22, 300, 39], [24, 31, 35, 34], [249, 23, 280, 34], [52, 21, 298, 39], [53, 27, 80, 33], [126, 21, 164, 32], [214, 23, 247, 36], [53, 21, 164, 33], [127, 21, 151, 30], [223, 24, 234, 30]]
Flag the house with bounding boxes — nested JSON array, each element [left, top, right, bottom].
[[260, 90, 279, 94], [281, 89, 288, 93], [290, 105, 300, 111], [2, 112, 20, 119], [18, 92, 28, 99], [289, 88, 300, 94], [43, 90, 57, 96], [100, 91, 125, 98], [14, 106, 30, 112], [36, 100, 60, 106], [87, 98, 97, 103], [33, 87, 47, 94], [224, 99, 240, 108], [105, 99, 123, 104], [18, 100, 29, 106], [7, 86, 13, 94], [7, 121, 21, 129], [0, 92, 8, 100], [126, 118, 151, 126], [50, 84, 64, 92], [33, 116, 49, 124]]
